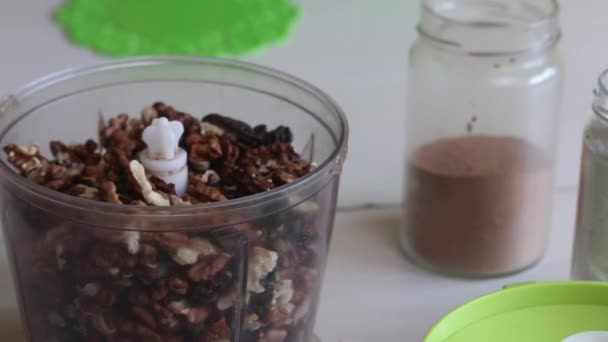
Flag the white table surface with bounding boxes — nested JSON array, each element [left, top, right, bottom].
[[0, 1, 594, 341], [316, 189, 576, 342]]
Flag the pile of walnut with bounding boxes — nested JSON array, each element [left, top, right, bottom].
[[4, 102, 312, 205], [3, 103, 322, 342]]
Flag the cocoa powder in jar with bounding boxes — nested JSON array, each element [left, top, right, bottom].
[[402, 135, 553, 276]]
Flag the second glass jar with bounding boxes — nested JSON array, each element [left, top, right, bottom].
[[402, 0, 563, 277]]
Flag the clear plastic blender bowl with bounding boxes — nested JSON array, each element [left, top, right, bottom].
[[0, 57, 348, 342]]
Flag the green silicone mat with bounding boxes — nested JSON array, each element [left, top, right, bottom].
[[55, 0, 300, 57], [424, 282, 608, 342]]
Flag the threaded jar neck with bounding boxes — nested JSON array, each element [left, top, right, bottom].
[[418, 0, 560, 56], [593, 69, 608, 120]]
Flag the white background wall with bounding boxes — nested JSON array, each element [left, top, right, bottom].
[[0, 0, 605, 207]]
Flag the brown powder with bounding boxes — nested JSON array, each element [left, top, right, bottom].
[[402, 135, 553, 276]]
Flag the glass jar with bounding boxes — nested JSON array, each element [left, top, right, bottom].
[[401, 0, 563, 277], [0, 57, 348, 342], [572, 69, 608, 281]]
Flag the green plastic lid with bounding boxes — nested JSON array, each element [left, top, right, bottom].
[[55, 0, 300, 57], [424, 282, 608, 342]]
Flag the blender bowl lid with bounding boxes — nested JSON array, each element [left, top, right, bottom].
[[424, 281, 608, 342]]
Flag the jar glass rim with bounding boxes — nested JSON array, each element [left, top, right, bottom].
[[418, 0, 561, 56], [422, 0, 560, 28], [598, 68, 608, 96], [0, 56, 349, 219], [593, 68, 608, 117]]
